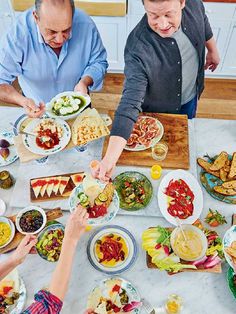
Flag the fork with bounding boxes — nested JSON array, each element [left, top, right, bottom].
[[141, 298, 156, 314]]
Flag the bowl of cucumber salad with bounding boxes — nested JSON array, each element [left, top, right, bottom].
[[46, 91, 91, 120]]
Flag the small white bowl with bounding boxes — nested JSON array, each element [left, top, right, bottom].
[[170, 224, 208, 262], [0, 198, 6, 215], [15, 206, 47, 235], [46, 91, 91, 121], [0, 216, 15, 248]]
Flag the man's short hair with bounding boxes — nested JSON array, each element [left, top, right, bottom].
[[35, 0, 75, 16]]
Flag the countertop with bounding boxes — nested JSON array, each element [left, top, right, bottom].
[[0, 106, 235, 313]]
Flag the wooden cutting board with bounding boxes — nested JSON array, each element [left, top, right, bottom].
[[102, 112, 189, 169], [146, 226, 222, 274], [30, 172, 85, 202], [0, 207, 63, 254]]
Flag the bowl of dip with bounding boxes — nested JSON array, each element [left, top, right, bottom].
[[0, 217, 15, 248], [170, 224, 208, 262]]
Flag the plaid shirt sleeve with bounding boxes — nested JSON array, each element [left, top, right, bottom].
[[21, 290, 63, 314]]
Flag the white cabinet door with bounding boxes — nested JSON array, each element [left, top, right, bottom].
[[0, 0, 15, 40], [91, 16, 126, 72], [204, 19, 232, 76], [128, 15, 143, 34], [221, 23, 236, 76]]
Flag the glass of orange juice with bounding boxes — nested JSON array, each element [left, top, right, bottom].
[[151, 141, 168, 161], [165, 294, 183, 314], [151, 164, 162, 180]]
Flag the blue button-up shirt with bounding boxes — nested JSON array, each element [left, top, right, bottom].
[[0, 8, 108, 104]]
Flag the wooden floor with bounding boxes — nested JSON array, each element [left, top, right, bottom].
[[1, 75, 236, 119]]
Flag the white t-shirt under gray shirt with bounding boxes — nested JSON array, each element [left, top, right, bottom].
[[171, 26, 199, 105]]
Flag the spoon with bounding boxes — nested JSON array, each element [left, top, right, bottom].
[[175, 217, 188, 243]]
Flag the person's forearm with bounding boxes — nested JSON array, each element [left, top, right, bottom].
[[103, 136, 127, 165], [48, 238, 78, 301], [0, 84, 26, 107], [0, 256, 19, 280], [205, 37, 217, 52]]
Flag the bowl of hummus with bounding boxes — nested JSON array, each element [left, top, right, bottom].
[[0, 217, 15, 248], [170, 224, 208, 262]]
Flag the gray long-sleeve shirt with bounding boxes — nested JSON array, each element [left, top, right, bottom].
[[111, 0, 213, 140]]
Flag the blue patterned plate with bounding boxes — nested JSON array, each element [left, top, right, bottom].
[[69, 181, 119, 226], [223, 225, 236, 269], [199, 155, 236, 204], [87, 225, 138, 275], [22, 118, 71, 156], [0, 131, 18, 166], [36, 223, 65, 262], [87, 277, 141, 314]]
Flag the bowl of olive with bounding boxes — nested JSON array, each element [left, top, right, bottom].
[[15, 206, 47, 235]]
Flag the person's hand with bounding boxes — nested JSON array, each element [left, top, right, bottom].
[[22, 98, 45, 118], [90, 158, 115, 182], [204, 50, 220, 72], [64, 206, 89, 243], [74, 80, 88, 95], [10, 234, 37, 265], [84, 310, 95, 314]]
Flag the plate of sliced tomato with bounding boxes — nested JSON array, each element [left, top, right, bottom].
[[158, 169, 203, 225]]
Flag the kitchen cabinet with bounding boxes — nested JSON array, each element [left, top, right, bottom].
[[221, 22, 236, 75], [0, 0, 15, 40], [91, 16, 126, 72]]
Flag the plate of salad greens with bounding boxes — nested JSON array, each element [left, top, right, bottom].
[[227, 267, 236, 299], [113, 171, 153, 211], [46, 91, 91, 120]]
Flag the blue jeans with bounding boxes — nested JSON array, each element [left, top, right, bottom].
[[180, 95, 198, 119]]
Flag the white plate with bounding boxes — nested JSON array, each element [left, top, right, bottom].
[[11, 277, 27, 314], [0, 216, 15, 248], [46, 91, 91, 121], [158, 169, 203, 225], [0, 131, 18, 166], [124, 117, 164, 151], [22, 118, 71, 155], [87, 277, 141, 314], [223, 225, 236, 269], [69, 181, 119, 226], [87, 225, 138, 275]]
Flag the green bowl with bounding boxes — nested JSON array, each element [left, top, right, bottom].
[[227, 267, 236, 299], [113, 171, 153, 211]]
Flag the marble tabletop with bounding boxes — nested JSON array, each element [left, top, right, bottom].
[[0, 106, 235, 314]]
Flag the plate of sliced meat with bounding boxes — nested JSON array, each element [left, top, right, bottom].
[[125, 116, 164, 151]]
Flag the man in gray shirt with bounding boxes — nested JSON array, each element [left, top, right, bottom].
[[93, 0, 220, 181]]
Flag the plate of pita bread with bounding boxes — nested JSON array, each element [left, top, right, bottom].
[[197, 151, 236, 203], [71, 108, 110, 146], [223, 225, 236, 270], [69, 174, 119, 225], [86, 277, 142, 314]]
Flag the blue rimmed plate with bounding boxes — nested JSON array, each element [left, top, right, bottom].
[[223, 225, 236, 269], [87, 225, 138, 275], [69, 181, 119, 226], [22, 117, 71, 155], [0, 131, 18, 166]]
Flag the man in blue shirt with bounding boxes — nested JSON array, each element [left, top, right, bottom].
[[0, 0, 108, 117]]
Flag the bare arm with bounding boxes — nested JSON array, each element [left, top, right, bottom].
[[91, 136, 127, 182], [48, 207, 88, 301], [205, 36, 220, 72], [0, 235, 37, 280], [0, 84, 45, 117]]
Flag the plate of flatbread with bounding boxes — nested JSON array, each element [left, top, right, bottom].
[[71, 108, 110, 146], [197, 151, 236, 204]]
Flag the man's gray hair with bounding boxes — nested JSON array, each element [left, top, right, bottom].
[[35, 0, 75, 16]]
